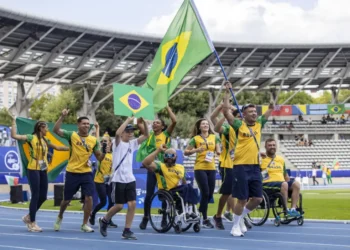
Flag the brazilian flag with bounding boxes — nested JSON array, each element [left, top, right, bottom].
[[16, 117, 89, 182], [144, 0, 215, 112], [327, 104, 345, 114], [113, 83, 154, 120]]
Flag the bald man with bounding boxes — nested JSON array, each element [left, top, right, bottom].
[[142, 145, 199, 227]]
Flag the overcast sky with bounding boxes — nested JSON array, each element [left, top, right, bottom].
[[0, 0, 349, 43]]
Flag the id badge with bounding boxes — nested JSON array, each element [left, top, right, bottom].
[[103, 175, 110, 184], [38, 160, 48, 171], [87, 160, 92, 168], [205, 151, 214, 162], [229, 150, 235, 160], [261, 169, 269, 181]]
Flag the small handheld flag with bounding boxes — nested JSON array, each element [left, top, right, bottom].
[[332, 158, 340, 170], [5, 175, 19, 186], [113, 83, 154, 120]]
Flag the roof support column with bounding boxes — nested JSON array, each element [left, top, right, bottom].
[[9, 79, 30, 117]]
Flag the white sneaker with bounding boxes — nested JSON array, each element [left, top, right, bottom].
[[239, 217, 247, 233], [231, 223, 244, 237]]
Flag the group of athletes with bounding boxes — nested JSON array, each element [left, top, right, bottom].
[[10, 81, 301, 239]]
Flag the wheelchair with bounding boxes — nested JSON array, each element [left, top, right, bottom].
[[247, 189, 304, 227], [147, 189, 201, 234]]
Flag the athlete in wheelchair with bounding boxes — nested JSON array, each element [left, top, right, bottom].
[[142, 145, 201, 234], [248, 139, 304, 227]]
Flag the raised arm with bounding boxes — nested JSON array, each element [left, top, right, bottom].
[[263, 103, 274, 120], [10, 118, 27, 141], [166, 105, 177, 135], [53, 109, 69, 137], [210, 103, 223, 127], [214, 117, 225, 134], [222, 82, 235, 126], [115, 116, 134, 147], [142, 146, 165, 171], [137, 118, 150, 145]]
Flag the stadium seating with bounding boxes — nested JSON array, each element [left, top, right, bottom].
[[281, 139, 350, 169], [263, 121, 350, 133]]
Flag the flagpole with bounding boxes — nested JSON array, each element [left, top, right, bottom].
[[213, 50, 243, 118]]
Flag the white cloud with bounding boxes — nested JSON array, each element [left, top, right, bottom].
[[145, 0, 350, 43]]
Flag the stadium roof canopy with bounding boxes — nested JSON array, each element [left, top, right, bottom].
[[0, 6, 350, 97]]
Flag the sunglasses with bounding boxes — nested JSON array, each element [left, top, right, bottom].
[[164, 153, 175, 159]]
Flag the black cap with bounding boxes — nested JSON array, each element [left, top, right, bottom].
[[124, 124, 136, 131]]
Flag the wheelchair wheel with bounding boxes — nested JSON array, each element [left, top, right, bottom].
[[297, 217, 304, 226], [274, 218, 281, 227], [148, 190, 176, 233], [193, 223, 200, 233], [247, 190, 270, 226], [271, 193, 288, 221], [174, 221, 182, 234]]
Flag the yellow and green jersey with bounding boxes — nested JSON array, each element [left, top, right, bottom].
[[61, 130, 99, 173], [155, 162, 185, 191], [261, 155, 286, 183], [94, 153, 113, 183], [26, 134, 50, 171], [219, 124, 236, 169], [230, 116, 267, 165], [189, 134, 220, 171]]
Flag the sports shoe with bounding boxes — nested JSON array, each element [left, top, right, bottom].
[[202, 219, 214, 228], [108, 220, 118, 228], [122, 230, 137, 240], [139, 217, 148, 230], [99, 217, 108, 237], [244, 217, 253, 229], [81, 224, 94, 233], [231, 223, 244, 237], [288, 209, 300, 217], [29, 222, 42, 233], [213, 215, 225, 230], [22, 215, 30, 228], [239, 217, 247, 233], [89, 213, 95, 226], [54, 216, 62, 231], [224, 212, 233, 222]]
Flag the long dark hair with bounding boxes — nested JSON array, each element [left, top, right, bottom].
[[190, 118, 214, 138], [32, 121, 48, 157]]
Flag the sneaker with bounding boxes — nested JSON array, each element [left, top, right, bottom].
[[213, 215, 225, 230], [244, 217, 253, 229], [54, 216, 62, 231], [81, 224, 94, 233], [239, 217, 247, 233], [139, 217, 148, 230], [29, 222, 42, 233], [231, 223, 244, 237], [22, 215, 30, 228], [99, 217, 108, 237], [108, 220, 118, 228], [224, 212, 233, 222], [122, 230, 137, 240], [288, 209, 300, 217], [202, 219, 214, 229], [89, 214, 95, 226]]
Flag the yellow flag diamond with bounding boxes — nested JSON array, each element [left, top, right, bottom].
[[119, 90, 149, 114]]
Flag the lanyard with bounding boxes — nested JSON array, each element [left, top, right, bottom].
[[200, 134, 209, 149], [247, 125, 260, 163], [266, 156, 275, 169], [78, 134, 90, 152]]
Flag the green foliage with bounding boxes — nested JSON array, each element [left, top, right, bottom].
[[29, 94, 52, 120], [0, 108, 13, 126], [236, 91, 271, 105], [277, 91, 314, 105], [162, 112, 198, 138], [95, 106, 124, 137], [338, 90, 350, 103], [313, 91, 332, 104]]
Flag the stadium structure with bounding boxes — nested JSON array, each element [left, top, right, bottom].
[[0, 7, 349, 170]]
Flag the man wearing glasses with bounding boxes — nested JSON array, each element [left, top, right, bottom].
[[223, 82, 273, 237], [53, 109, 107, 233]]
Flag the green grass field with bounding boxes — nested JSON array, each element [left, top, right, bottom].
[[1, 189, 349, 220]]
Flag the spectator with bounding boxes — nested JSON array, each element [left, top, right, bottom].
[[340, 114, 346, 124], [307, 117, 312, 125], [312, 167, 319, 185], [272, 118, 277, 125], [326, 114, 331, 121], [288, 121, 294, 131], [321, 116, 327, 124], [326, 168, 332, 184], [322, 166, 327, 185], [298, 114, 303, 121], [308, 139, 313, 146]]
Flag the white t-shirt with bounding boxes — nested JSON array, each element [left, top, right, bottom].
[[312, 169, 317, 176], [111, 138, 138, 183]]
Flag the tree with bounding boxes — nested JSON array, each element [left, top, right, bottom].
[[162, 112, 198, 138], [29, 94, 52, 120], [338, 90, 350, 103], [95, 106, 124, 137], [235, 91, 271, 105], [0, 108, 13, 126], [313, 91, 332, 104], [277, 91, 314, 105]]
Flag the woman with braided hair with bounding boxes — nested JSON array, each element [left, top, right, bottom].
[[11, 118, 69, 232]]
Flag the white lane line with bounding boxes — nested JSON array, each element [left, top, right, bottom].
[[0, 233, 229, 250], [0, 245, 44, 250]]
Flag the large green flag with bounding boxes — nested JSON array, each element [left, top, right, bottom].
[[145, 0, 215, 112], [113, 83, 154, 120], [327, 104, 345, 114], [16, 117, 87, 182]]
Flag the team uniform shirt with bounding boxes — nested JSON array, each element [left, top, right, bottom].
[[111, 139, 139, 183], [230, 116, 267, 166], [154, 162, 185, 191], [219, 124, 236, 168], [155, 130, 171, 148], [94, 153, 113, 183], [189, 134, 220, 171], [260, 155, 286, 183], [61, 130, 99, 173], [26, 134, 50, 171]]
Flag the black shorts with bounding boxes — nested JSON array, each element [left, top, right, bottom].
[[263, 181, 284, 191], [64, 171, 94, 201], [232, 165, 262, 200], [219, 167, 233, 195], [111, 181, 136, 204]]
